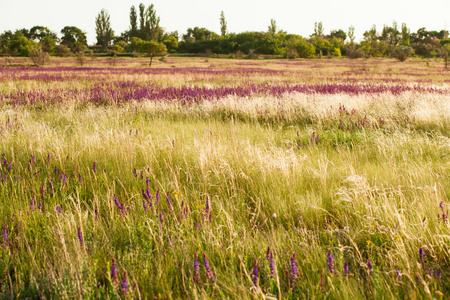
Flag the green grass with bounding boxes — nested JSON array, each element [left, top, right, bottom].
[[0, 98, 448, 299]]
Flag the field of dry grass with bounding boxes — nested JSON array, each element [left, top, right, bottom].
[[0, 57, 449, 299]]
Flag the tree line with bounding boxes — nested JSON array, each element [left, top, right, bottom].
[[1, 3, 449, 66]]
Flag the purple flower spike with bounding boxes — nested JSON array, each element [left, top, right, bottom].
[[30, 195, 35, 210], [155, 189, 160, 206], [77, 227, 84, 248], [437, 269, 442, 280], [419, 248, 425, 270], [111, 258, 118, 282], [194, 252, 200, 283], [121, 271, 128, 296], [93, 161, 97, 172], [266, 246, 275, 277], [166, 192, 173, 210], [290, 253, 299, 283], [367, 259, 373, 275], [344, 260, 349, 277], [252, 258, 258, 286], [114, 194, 123, 210], [142, 188, 149, 201], [327, 249, 334, 274], [2, 226, 7, 244], [203, 253, 216, 283]]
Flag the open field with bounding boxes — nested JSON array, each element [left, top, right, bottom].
[[0, 57, 449, 299]]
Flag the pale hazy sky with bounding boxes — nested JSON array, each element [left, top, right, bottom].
[[1, 0, 449, 44]]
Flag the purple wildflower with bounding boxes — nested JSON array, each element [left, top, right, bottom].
[[121, 271, 128, 296], [55, 204, 63, 215], [111, 258, 118, 282], [252, 258, 258, 286], [30, 195, 35, 210], [166, 192, 173, 210], [155, 189, 160, 206], [266, 246, 275, 278], [54, 166, 58, 176], [133, 168, 137, 177], [38, 198, 42, 210], [143, 199, 148, 213], [114, 194, 124, 210], [142, 188, 149, 201], [203, 253, 216, 283], [2, 226, 7, 245], [344, 260, 349, 277], [77, 227, 84, 248], [437, 269, 442, 282], [78, 174, 82, 183], [367, 259, 373, 275], [419, 248, 425, 270], [193, 252, 200, 283], [327, 249, 334, 274], [93, 161, 97, 172], [290, 253, 299, 284], [94, 209, 98, 220]]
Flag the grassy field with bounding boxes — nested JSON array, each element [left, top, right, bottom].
[[0, 57, 449, 299]]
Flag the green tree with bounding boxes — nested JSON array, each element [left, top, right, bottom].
[[29, 26, 57, 42], [162, 35, 178, 51], [329, 29, 347, 41], [440, 39, 450, 69], [314, 22, 324, 37], [145, 4, 162, 41], [8, 30, 36, 56], [268, 19, 277, 35], [286, 36, 315, 58], [220, 11, 228, 37], [129, 5, 139, 38], [61, 26, 87, 50], [348, 26, 355, 44], [401, 23, 410, 46], [139, 40, 167, 66], [95, 9, 114, 49]]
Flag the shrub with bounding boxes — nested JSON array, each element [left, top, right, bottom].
[[345, 45, 365, 59], [29, 45, 50, 66], [55, 44, 71, 57], [332, 48, 341, 57], [394, 46, 414, 62]]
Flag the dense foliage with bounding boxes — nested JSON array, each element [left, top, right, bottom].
[[0, 3, 449, 64]]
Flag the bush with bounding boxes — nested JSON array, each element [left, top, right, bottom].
[[285, 48, 299, 59], [345, 45, 365, 59], [55, 44, 71, 57], [332, 48, 341, 57], [29, 45, 50, 66], [394, 46, 414, 62]]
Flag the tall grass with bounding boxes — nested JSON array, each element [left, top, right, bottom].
[[0, 58, 449, 299]]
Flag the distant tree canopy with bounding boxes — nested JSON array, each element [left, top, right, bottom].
[[2, 7, 449, 64], [95, 9, 114, 49], [60, 26, 87, 50]]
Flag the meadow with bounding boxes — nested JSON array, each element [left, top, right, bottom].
[[0, 56, 449, 299]]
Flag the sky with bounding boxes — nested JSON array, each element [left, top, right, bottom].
[[1, 0, 449, 44]]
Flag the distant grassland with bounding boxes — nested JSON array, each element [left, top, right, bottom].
[[0, 57, 449, 299]]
